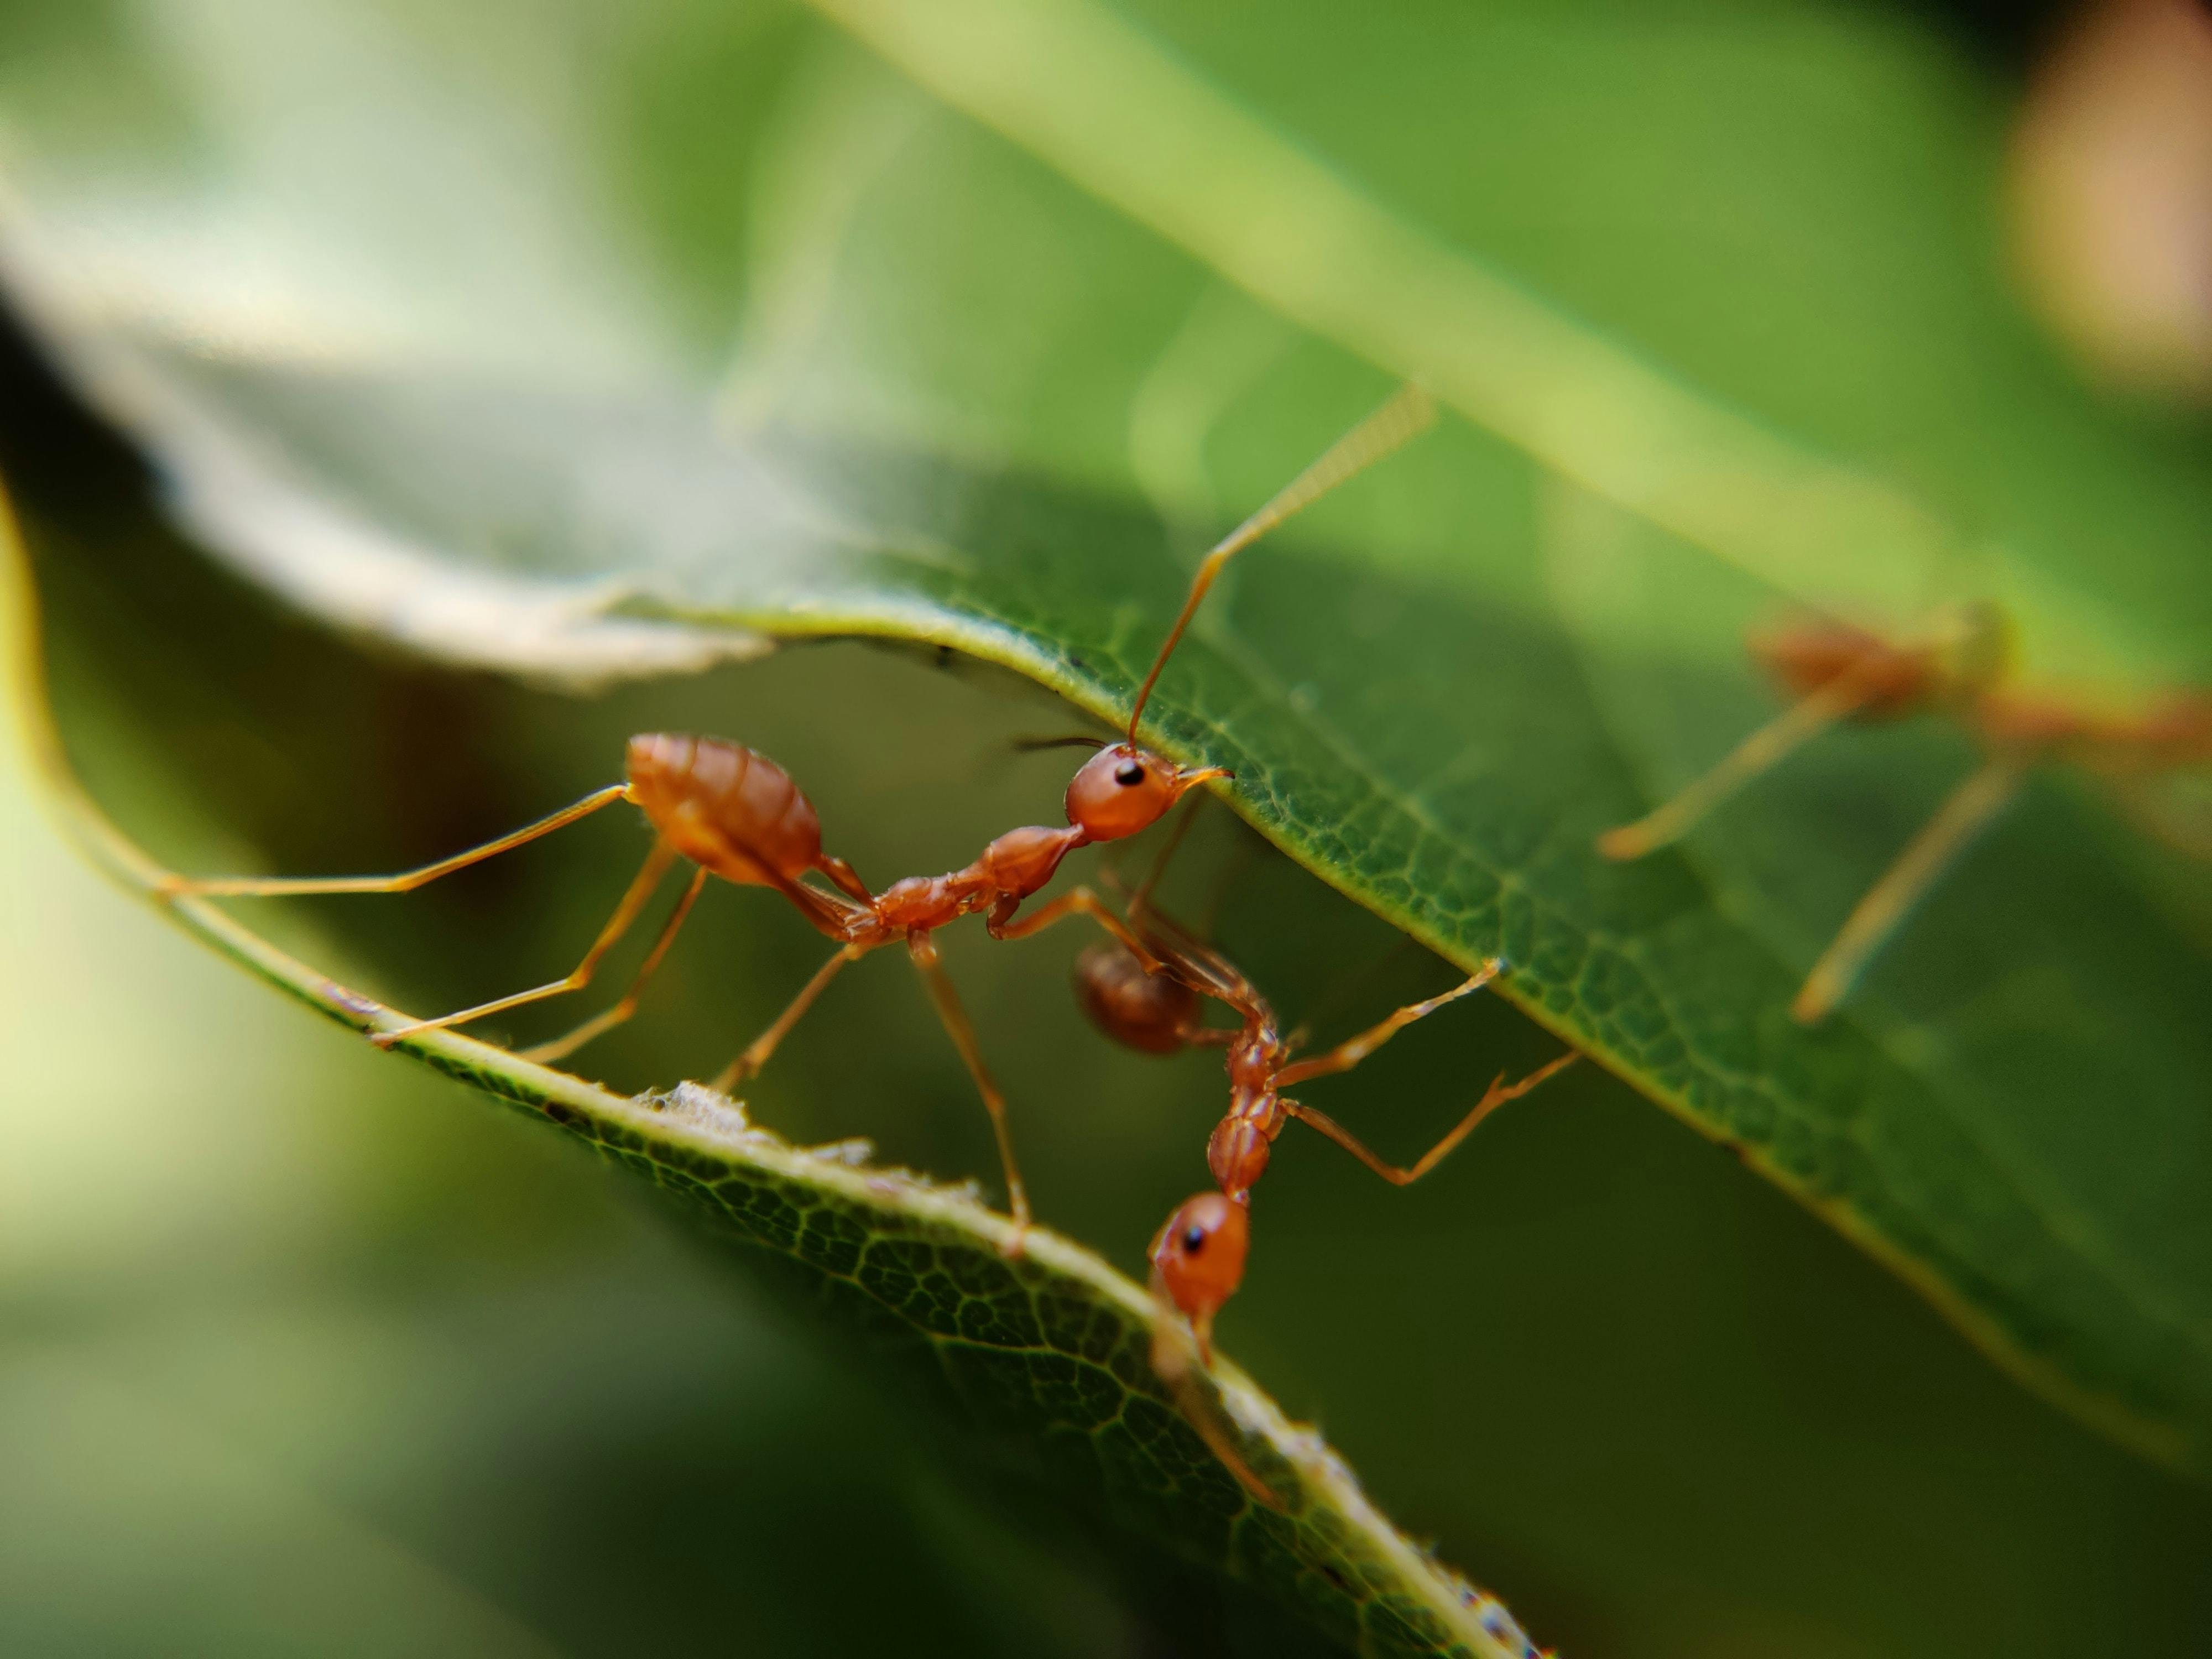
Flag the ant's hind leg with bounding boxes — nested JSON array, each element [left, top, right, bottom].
[[905, 932, 1031, 1244], [708, 942, 866, 1092], [1271, 958, 1505, 1088], [815, 854, 874, 905], [159, 785, 632, 896], [1792, 759, 2022, 1023], [371, 838, 677, 1049], [1283, 1050, 1578, 1185], [1597, 667, 1898, 862], [523, 867, 708, 1066]]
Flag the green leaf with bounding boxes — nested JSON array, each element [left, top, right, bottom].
[[0, 0, 2206, 1506]]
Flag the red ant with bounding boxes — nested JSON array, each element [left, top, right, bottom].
[[1081, 912, 1577, 1360], [159, 385, 1441, 1239], [1598, 601, 2212, 1021], [1068, 885, 1576, 1500]]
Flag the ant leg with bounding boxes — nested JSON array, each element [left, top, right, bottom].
[[988, 886, 1164, 971], [1108, 791, 1255, 946], [370, 839, 677, 1048], [1271, 959, 1505, 1088], [1087, 836, 1277, 1022], [1598, 672, 1891, 861], [1281, 935, 1425, 1057], [1126, 792, 1203, 924], [815, 853, 874, 904], [905, 932, 1031, 1242], [708, 942, 868, 1091], [1792, 759, 2022, 1023], [521, 867, 709, 1066], [1282, 1052, 1579, 1185], [1126, 384, 1437, 734], [159, 785, 632, 896]]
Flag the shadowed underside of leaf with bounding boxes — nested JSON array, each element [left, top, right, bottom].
[[0, 0, 2205, 1489]]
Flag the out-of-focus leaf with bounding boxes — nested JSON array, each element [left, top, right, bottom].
[[0, 0, 2206, 1489]]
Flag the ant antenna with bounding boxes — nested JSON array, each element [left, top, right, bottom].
[[1011, 733, 1109, 753], [1125, 383, 1438, 742]]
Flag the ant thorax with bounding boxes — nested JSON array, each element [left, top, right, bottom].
[[872, 824, 1088, 934], [973, 824, 1086, 901], [1226, 1025, 1280, 1095], [1206, 1027, 1288, 1198]]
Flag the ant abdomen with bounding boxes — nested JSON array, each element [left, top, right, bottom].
[[625, 733, 823, 888], [1748, 622, 1936, 719], [1073, 938, 1199, 1053]]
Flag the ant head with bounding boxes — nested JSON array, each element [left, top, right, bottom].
[[1072, 940, 1198, 1055], [1149, 1191, 1250, 1325], [1065, 743, 1228, 842]]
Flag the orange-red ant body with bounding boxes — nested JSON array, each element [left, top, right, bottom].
[[161, 385, 1441, 1237], [1071, 901, 1575, 1503], [1074, 905, 1577, 1360], [1599, 602, 2212, 1020]]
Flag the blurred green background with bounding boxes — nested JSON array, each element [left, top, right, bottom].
[[5, 0, 2212, 1653]]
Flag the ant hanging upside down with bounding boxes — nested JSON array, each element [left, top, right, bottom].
[[160, 384, 1442, 1241], [1068, 862, 1578, 1502], [1597, 601, 2212, 1022]]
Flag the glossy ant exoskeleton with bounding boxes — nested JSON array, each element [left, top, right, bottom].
[[1598, 602, 2212, 1020], [160, 385, 1441, 1237]]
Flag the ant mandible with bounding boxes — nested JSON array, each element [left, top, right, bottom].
[[1597, 601, 2212, 1021], [160, 384, 1441, 1238]]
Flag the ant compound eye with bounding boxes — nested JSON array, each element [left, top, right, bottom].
[[1114, 760, 1146, 787], [1181, 1225, 1208, 1254]]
